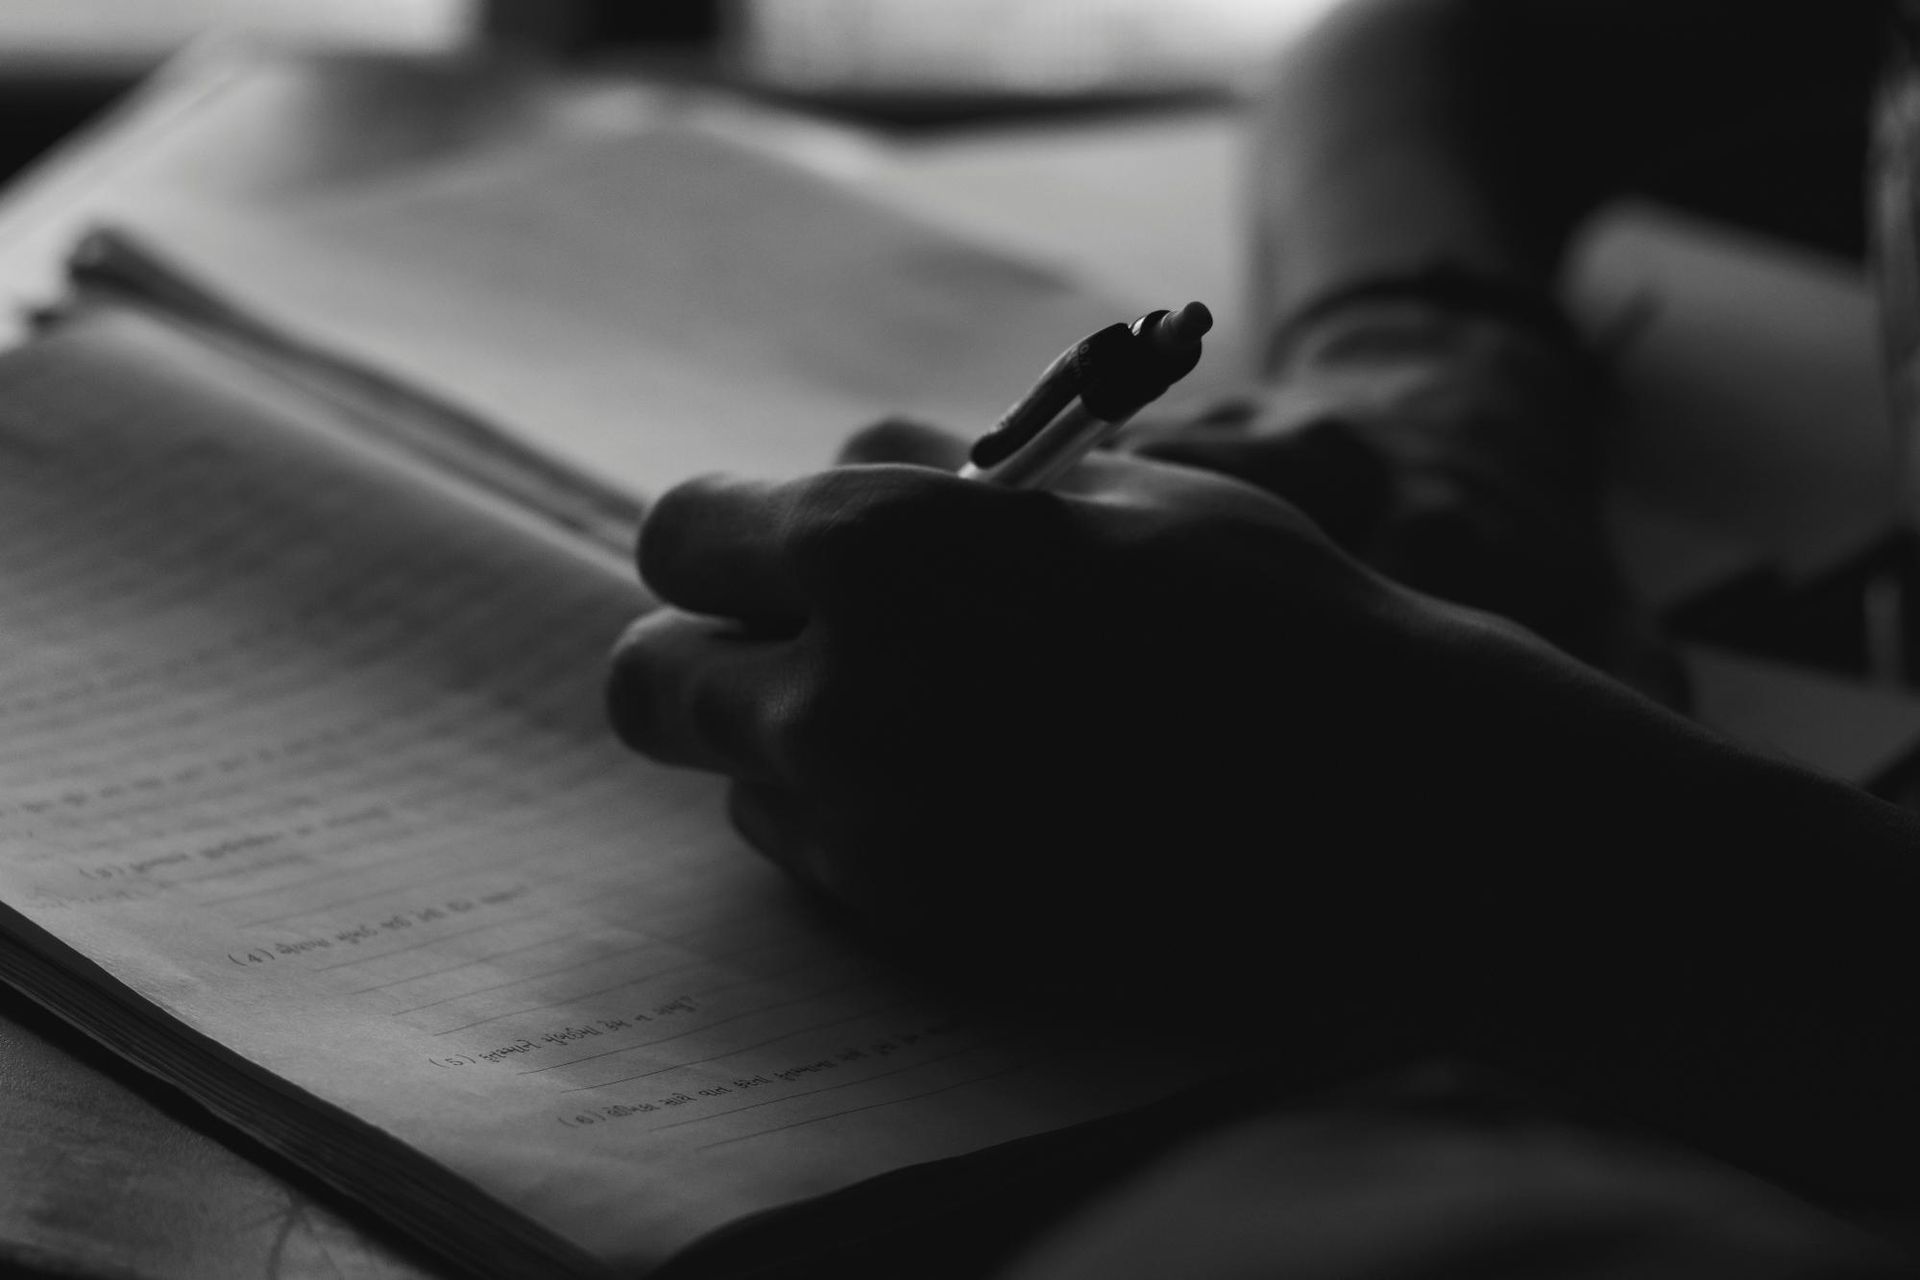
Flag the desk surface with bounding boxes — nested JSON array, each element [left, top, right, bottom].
[[0, 984, 443, 1280]]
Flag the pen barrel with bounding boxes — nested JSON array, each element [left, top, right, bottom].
[[971, 324, 1131, 471], [961, 302, 1210, 490], [960, 402, 1121, 489]]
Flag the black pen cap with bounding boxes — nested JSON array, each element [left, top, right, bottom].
[[1079, 301, 1212, 421]]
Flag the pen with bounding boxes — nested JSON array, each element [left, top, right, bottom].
[[960, 301, 1212, 489]]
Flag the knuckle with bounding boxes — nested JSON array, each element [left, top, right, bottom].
[[780, 468, 950, 572], [754, 638, 878, 793], [758, 661, 834, 784]]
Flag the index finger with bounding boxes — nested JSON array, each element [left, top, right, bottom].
[[835, 418, 970, 469], [638, 474, 811, 633]]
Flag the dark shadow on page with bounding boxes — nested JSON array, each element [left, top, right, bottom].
[[649, 1050, 1425, 1280]]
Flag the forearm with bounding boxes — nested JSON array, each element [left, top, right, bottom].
[[1420, 603, 1920, 1227], [1248, 0, 1587, 339], [1241, 0, 1621, 643], [1249, 0, 1886, 345]]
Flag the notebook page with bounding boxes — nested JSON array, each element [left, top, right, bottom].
[[117, 124, 1126, 498], [0, 311, 1234, 1273]]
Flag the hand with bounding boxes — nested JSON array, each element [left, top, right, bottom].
[[603, 420, 1627, 1013], [1118, 304, 1652, 689]]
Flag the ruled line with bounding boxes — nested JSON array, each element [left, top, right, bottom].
[[313, 907, 559, 971], [693, 1059, 1038, 1153], [439, 967, 868, 1047], [211, 788, 582, 920], [424, 954, 722, 1036], [420, 936, 841, 1036], [388, 938, 669, 1014], [342, 925, 601, 994], [541, 997, 910, 1085], [233, 835, 545, 923], [644, 1035, 1010, 1135]]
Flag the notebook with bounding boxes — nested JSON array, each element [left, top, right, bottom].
[[0, 126, 1279, 1279]]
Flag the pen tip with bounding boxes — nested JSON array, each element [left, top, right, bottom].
[[1154, 301, 1213, 349]]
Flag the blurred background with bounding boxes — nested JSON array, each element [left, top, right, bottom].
[[0, 0, 1341, 182]]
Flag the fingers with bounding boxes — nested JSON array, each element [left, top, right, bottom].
[[619, 464, 1020, 770], [836, 418, 971, 470], [605, 610, 796, 779], [777, 464, 1048, 613], [639, 453, 991, 629], [616, 463, 1064, 790], [638, 475, 809, 632]]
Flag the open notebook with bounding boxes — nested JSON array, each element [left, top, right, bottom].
[[0, 130, 1280, 1278]]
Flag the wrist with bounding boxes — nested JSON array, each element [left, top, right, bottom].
[[1264, 265, 1593, 378], [1262, 269, 1607, 484]]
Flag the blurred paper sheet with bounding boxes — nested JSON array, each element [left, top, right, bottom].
[[1570, 204, 1898, 580], [1684, 644, 1920, 786], [119, 122, 1123, 497]]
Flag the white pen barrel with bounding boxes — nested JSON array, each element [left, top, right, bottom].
[[959, 403, 1123, 490]]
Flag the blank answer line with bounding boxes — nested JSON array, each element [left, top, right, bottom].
[[690, 965, 821, 1003], [458, 978, 867, 1066], [343, 925, 605, 994], [234, 832, 698, 930], [545, 998, 835, 1082], [201, 855, 398, 908], [389, 939, 668, 1013], [221, 798, 595, 924], [425, 963, 704, 1036], [313, 907, 557, 971], [196, 798, 516, 908], [543, 996, 912, 1086], [237, 854, 535, 926], [167, 850, 312, 887], [644, 1035, 1012, 1136], [421, 947, 762, 1033], [426, 957, 867, 1039], [694, 1059, 1038, 1154]]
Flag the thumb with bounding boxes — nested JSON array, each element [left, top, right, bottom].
[[836, 417, 970, 470], [1135, 417, 1391, 549]]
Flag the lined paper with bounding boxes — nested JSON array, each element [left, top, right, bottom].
[[0, 311, 1231, 1273]]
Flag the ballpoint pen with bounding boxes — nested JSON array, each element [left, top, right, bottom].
[[960, 301, 1212, 489]]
